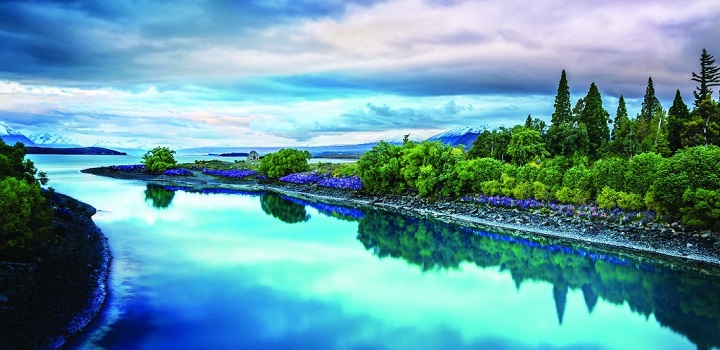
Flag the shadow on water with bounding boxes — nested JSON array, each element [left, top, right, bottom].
[[164, 186, 720, 349]]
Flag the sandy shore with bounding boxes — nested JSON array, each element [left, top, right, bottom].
[[83, 166, 720, 271]]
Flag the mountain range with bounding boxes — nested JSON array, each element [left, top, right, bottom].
[[1, 121, 482, 156]]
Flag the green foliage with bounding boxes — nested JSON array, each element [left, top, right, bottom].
[[516, 163, 540, 183], [532, 181, 552, 201], [555, 186, 589, 205], [536, 164, 563, 193], [357, 141, 406, 194], [649, 145, 720, 218], [562, 164, 593, 194], [512, 181, 534, 200], [579, 82, 610, 160], [0, 140, 47, 185], [597, 187, 644, 211], [667, 90, 690, 152], [591, 157, 627, 192], [507, 127, 549, 165], [546, 122, 590, 158], [481, 180, 502, 196], [691, 48, 720, 107], [680, 188, 720, 229], [142, 146, 177, 173], [597, 187, 621, 209], [401, 141, 463, 197], [467, 127, 512, 162], [639, 77, 663, 123], [624, 152, 663, 195], [0, 177, 52, 249], [682, 98, 720, 148], [260, 148, 311, 179], [551, 70, 572, 125], [500, 173, 516, 197]]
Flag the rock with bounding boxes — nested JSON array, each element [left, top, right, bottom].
[[713, 241, 720, 249], [686, 243, 693, 248], [701, 232, 712, 239]]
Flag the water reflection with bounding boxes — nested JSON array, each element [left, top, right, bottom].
[[144, 184, 175, 209], [358, 210, 720, 350], [260, 193, 310, 224], [145, 186, 720, 349]]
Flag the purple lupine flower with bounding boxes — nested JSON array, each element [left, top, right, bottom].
[[202, 168, 257, 179]]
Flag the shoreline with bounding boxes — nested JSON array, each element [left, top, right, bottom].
[[83, 166, 720, 271], [0, 193, 111, 349]]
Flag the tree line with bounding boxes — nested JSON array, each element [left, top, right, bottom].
[[358, 48, 720, 230]]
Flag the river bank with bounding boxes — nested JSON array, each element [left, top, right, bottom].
[[0, 193, 111, 349], [83, 166, 720, 271]]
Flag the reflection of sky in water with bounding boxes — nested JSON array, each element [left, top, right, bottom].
[[28, 156, 697, 350]]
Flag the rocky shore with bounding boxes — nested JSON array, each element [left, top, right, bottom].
[[83, 166, 720, 271], [0, 193, 111, 349]]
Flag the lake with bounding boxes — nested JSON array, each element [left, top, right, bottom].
[[27, 155, 720, 350]]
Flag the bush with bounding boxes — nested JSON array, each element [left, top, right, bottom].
[[617, 192, 644, 211], [357, 141, 406, 194], [596, 186, 621, 209], [0, 177, 52, 249], [679, 188, 720, 229], [512, 181, 534, 199], [260, 148, 311, 179], [648, 146, 720, 217], [555, 186, 589, 205], [401, 141, 463, 197], [500, 173, 516, 197], [532, 181, 552, 201], [592, 157, 627, 192], [480, 180, 502, 196], [562, 164, 593, 195], [141, 147, 177, 173], [625, 152, 663, 195]]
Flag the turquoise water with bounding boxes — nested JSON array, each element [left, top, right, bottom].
[[27, 155, 720, 350]]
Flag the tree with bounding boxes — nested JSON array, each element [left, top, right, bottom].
[[579, 82, 610, 160], [467, 127, 512, 162], [545, 122, 589, 158], [507, 127, 549, 165], [357, 141, 406, 193], [0, 177, 52, 249], [681, 98, 720, 147], [524, 114, 547, 135], [551, 70, 572, 125], [141, 146, 177, 173], [692, 48, 720, 107], [639, 77, 662, 123], [667, 90, 690, 152], [260, 148, 311, 179], [0, 139, 47, 185], [611, 95, 628, 141]]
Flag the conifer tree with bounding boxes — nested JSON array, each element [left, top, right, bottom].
[[692, 48, 720, 107], [611, 95, 628, 140], [639, 77, 662, 123], [551, 70, 572, 124], [579, 82, 610, 160], [667, 90, 690, 152]]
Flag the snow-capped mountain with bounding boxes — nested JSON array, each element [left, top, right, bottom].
[[426, 126, 484, 148], [29, 132, 82, 148], [0, 121, 36, 146]]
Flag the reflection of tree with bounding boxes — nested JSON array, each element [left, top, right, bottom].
[[260, 193, 309, 224], [144, 184, 175, 209], [357, 210, 720, 349]]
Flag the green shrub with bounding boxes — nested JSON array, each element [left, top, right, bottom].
[[679, 188, 720, 229], [401, 141, 464, 197], [0, 177, 52, 249], [260, 148, 311, 179], [596, 186, 621, 209], [555, 186, 589, 205], [500, 173, 516, 197], [592, 157, 627, 192], [625, 152, 663, 195], [512, 181, 534, 199], [357, 142, 406, 194], [516, 163, 540, 183], [536, 164, 563, 193], [141, 146, 177, 173], [616, 192, 644, 211], [481, 180, 502, 196], [562, 164, 593, 194], [532, 181, 552, 201]]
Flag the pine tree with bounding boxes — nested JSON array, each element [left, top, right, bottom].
[[551, 70, 572, 124], [579, 83, 610, 160], [692, 48, 720, 107], [611, 95, 628, 140], [667, 90, 690, 152], [639, 77, 662, 123]]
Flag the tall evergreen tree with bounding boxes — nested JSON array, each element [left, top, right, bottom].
[[639, 77, 662, 123], [611, 95, 628, 140], [667, 90, 690, 152], [692, 48, 720, 107], [551, 70, 572, 124], [579, 82, 610, 160]]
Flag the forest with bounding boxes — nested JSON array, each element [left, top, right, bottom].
[[356, 49, 720, 230]]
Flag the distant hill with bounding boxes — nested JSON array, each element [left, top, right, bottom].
[[29, 132, 82, 148], [26, 147, 127, 155], [426, 126, 483, 149], [0, 121, 36, 146]]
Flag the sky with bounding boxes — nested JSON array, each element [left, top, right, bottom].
[[0, 0, 719, 148]]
